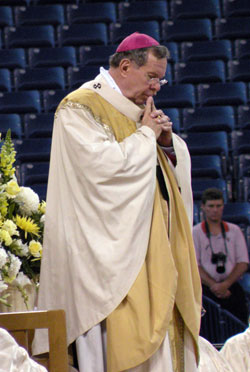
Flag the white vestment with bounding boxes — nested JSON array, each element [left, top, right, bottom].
[[33, 74, 197, 371], [220, 326, 250, 372], [198, 337, 234, 372]]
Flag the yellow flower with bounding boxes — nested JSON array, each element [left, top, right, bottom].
[[15, 215, 40, 239], [5, 180, 20, 197], [0, 229, 12, 246], [38, 201, 46, 214], [29, 240, 42, 258]]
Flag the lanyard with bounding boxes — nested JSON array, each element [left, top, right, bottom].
[[204, 220, 229, 256]]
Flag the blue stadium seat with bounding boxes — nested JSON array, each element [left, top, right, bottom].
[[0, 48, 26, 69], [181, 40, 232, 62], [162, 108, 181, 133], [15, 138, 51, 163], [0, 69, 11, 92], [197, 82, 247, 106], [200, 295, 246, 344], [223, 202, 250, 225], [238, 175, 250, 202], [28, 47, 76, 68], [4, 25, 55, 48], [79, 45, 116, 66], [174, 60, 225, 84], [0, 113, 22, 138], [223, 0, 250, 17], [67, 3, 116, 24], [192, 178, 228, 202], [0, 30, 2, 49], [183, 131, 229, 158], [0, 90, 41, 113], [162, 42, 179, 63], [183, 106, 235, 132], [19, 161, 49, 186], [170, 0, 221, 19], [14, 67, 65, 90], [0, 6, 14, 27], [43, 89, 71, 112], [237, 105, 250, 130], [193, 202, 200, 225], [200, 296, 224, 344], [191, 155, 223, 178], [221, 309, 248, 341], [235, 39, 250, 59], [228, 60, 250, 82], [237, 154, 250, 178], [232, 130, 250, 156], [31, 183, 47, 201], [58, 23, 108, 46], [67, 66, 101, 90], [14, 5, 64, 26], [1, 0, 30, 4], [162, 19, 212, 42], [215, 17, 250, 39], [34, 0, 75, 4], [110, 21, 160, 44], [24, 113, 54, 138], [118, 1, 168, 22], [154, 84, 196, 108]]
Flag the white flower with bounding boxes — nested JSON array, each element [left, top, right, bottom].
[[40, 214, 45, 224], [12, 272, 31, 287], [8, 253, 21, 280], [16, 239, 29, 257], [2, 219, 19, 237], [0, 247, 8, 269], [15, 187, 39, 216]]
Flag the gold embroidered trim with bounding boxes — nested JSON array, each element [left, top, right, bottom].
[[56, 100, 114, 139]]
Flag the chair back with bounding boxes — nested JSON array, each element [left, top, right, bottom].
[[0, 309, 68, 372]]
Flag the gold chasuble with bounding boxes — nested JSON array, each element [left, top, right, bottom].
[[51, 82, 201, 372]]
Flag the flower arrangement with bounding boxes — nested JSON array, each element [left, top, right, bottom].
[[0, 130, 46, 309]]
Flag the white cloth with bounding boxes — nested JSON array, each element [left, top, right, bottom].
[[198, 336, 234, 372], [220, 326, 250, 372], [0, 328, 47, 372]]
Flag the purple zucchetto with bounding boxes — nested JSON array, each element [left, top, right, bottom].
[[116, 32, 159, 53]]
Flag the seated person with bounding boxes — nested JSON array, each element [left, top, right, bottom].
[[220, 321, 250, 372], [193, 188, 249, 324]]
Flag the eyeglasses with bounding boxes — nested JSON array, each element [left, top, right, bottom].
[[146, 75, 168, 87]]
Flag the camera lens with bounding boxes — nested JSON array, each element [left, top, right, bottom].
[[216, 265, 225, 274]]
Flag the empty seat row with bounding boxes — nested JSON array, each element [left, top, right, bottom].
[[3, 61, 250, 94], [1, 83, 249, 116], [2, 0, 250, 28], [5, 106, 250, 144], [1, 17, 250, 49], [3, 105, 250, 142], [2, 40, 250, 71]]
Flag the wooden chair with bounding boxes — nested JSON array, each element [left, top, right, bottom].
[[0, 309, 69, 372]]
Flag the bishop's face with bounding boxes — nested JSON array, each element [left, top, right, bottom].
[[125, 52, 168, 105]]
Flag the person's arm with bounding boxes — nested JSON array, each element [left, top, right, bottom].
[[198, 266, 216, 288], [222, 262, 249, 289], [199, 267, 230, 298]]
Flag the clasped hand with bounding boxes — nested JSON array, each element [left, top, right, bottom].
[[141, 97, 173, 147]]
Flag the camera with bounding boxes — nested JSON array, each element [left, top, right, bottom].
[[211, 252, 227, 274]]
